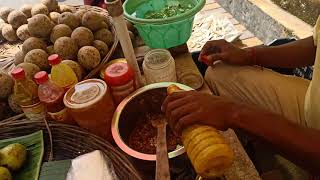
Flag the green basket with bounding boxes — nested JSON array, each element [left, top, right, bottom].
[[124, 0, 205, 49]]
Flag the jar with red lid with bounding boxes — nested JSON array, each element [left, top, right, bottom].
[[104, 62, 136, 104]]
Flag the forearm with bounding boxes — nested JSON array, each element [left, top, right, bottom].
[[230, 105, 320, 174], [246, 36, 316, 68]]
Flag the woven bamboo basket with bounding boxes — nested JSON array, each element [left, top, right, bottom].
[[0, 115, 141, 180], [0, 5, 119, 79]]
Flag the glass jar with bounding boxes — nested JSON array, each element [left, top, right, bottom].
[[143, 49, 177, 84]]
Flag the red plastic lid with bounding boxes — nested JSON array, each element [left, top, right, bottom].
[[48, 54, 62, 65], [104, 62, 134, 86], [34, 71, 49, 85], [11, 67, 25, 80]]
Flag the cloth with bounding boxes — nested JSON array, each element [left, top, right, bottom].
[[205, 64, 311, 179], [205, 64, 310, 126], [304, 16, 320, 130]]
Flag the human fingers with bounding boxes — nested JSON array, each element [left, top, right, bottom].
[[161, 91, 194, 112], [173, 111, 200, 135], [168, 102, 198, 132]]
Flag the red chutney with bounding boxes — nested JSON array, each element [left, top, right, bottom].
[[128, 113, 181, 154]]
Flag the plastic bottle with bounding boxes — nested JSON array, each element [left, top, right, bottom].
[[104, 62, 135, 104], [167, 85, 234, 178], [34, 71, 74, 124], [11, 68, 46, 120], [11, 68, 39, 106], [34, 71, 65, 113], [49, 54, 78, 90]]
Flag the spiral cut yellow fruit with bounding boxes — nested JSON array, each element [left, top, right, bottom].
[[167, 85, 234, 178], [182, 125, 234, 178]]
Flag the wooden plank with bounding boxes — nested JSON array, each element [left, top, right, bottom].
[[202, 3, 220, 11]]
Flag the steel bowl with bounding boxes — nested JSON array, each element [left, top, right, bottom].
[[112, 82, 193, 161]]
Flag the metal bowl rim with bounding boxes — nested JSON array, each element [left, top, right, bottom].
[[111, 82, 193, 161]]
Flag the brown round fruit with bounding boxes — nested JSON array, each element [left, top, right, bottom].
[[54, 37, 78, 60], [2, 24, 18, 42], [71, 27, 94, 47], [28, 14, 53, 38], [49, 12, 60, 24], [77, 46, 101, 70], [41, 0, 58, 12], [14, 50, 25, 65], [74, 10, 86, 21], [22, 37, 47, 54], [58, 12, 79, 30], [16, 24, 31, 41], [94, 28, 113, 46], [93, 40, 109, 58], [59, 5, 75, 13], [31, 4, 49, 16], [16, 62, 41, 79], [20, 4, 32, 18], [0, 7, 13, 23], [82, 11, 104, 31], [0, 72, 13, 99], [62, 60, 84, 81], [8, 94, 23, 114], [50, 24, 72, 43], [8, 10, 28, 29], [24, 49, 50, 70]]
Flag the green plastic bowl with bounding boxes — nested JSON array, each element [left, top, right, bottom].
[[123, 0, 205, 49]]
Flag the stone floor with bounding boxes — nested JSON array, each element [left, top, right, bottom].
[[201, 0, 262, 47]]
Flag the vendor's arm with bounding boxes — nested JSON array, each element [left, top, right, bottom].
[[162, 91, 320, 175], [200, 37, 316, 68]]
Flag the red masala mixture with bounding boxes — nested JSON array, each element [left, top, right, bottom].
[[128, 113, 181, 154]]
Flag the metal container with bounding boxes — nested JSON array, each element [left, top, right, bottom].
[[64, 79, 115, 141], [112, 82, 193, 161]]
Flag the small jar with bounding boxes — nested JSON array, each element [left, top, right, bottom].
[[143, 49, 177, 84], [104, 62, 135, 104]]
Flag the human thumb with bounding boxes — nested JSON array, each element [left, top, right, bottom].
[[203, 53, 227, 66]]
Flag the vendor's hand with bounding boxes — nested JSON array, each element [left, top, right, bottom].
[[161, 91, 238, 135], [199, 39, 253, 66]]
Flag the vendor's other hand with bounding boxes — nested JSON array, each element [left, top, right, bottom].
[[161, 91, 237, 135], [199, 39, 252, 66]]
